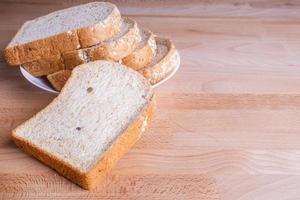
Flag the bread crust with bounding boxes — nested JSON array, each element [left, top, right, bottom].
[[138, 37, 179, 85], [65, 18, 141, 70], [21, 18, 140, 76], [78, 7, 121, 48], [62, 49, 88, 71], [22, 36, 179, 88], [22, 54, 65, 77], [122, 30, 157, 70], [4, 3, 121, 66], [47, 70, 72, 91], [4, 29, 80, 66], [12, 90, 155, 190], [85, 96, 155, 189]]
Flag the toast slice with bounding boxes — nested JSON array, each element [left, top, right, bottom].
[[63, 18, 140, 70], [138, 37, 180, 85], [47, 70, 72, 91], [22, 18, 140, 77], [12, 60, 155, 190], [5, 2, 122, 65], [122, 29, 157, 70]]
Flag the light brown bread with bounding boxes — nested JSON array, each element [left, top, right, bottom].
[[47, 37, 180, 91], [64, 18, 140, 70], [122, 29, 157, 70], [4, 2, 122, 66], [138, 37, 180, 85], [22, 54, 64, 77], [12, 61, 155, 190], [13, 100, 154, 189], [47, 70, 72, 91], [22, 18, 140, 77]]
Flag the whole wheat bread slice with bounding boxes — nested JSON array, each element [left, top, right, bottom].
[[138, 37, 180, 85], [122, 29, 157, 70], [47, 70, 72, 91], [12, 60, 155, 190], [4, 2, 122, 65]]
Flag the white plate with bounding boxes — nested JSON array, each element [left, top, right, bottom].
[[20, 60, 180, 94]]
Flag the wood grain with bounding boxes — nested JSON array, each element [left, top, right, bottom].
[[1, 0, 300, 199], [0, 173, 219, 199]]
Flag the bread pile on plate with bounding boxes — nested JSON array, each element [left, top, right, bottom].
[[4, 1, 180, 91], [6, 2, 181, 190]]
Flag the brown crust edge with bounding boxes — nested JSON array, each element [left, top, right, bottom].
[[85, 95, 155, 189], [22, 54, 65, 77], [47, 70, 72, 91], [77, 5, 122, 48], [4, 30, 80, 66], [122, 30, 157, 70], [64, 18, 141, 70], [138, 38, 177, 85], [12, 95, 155, 190], [4, 4, 121, 66], [89, 17, 141, 61], [62, 19, 140, 69], [18, 17, 137, 76]]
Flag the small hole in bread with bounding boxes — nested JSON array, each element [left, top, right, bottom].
[[76, 127, 81, 131], [87, 87, 93, 93], [28, 47, 32, 51]]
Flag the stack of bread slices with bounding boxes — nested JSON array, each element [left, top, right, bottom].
[[4, 1, 180, 91], [6, 2, 181, 190]]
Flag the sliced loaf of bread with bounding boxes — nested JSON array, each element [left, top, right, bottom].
[[122, 29, 157, 70], [5, 2, 122, 65], [12, 60, 155, 190], [138, 37, 180, 85], [46, 37, 180, 91]]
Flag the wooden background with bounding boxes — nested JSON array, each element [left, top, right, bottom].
[[1, 0, 300, 199]]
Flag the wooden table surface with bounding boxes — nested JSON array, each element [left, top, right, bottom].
[[1, 0, 300, 199]]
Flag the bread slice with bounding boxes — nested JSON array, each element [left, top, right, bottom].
[[47, 70, 72, 91], [122, 29, 157, 70], [22, 18, 140, 77], [12, 60, 155, 190], [64, 18, 140, 70], [138, 37, 180, 85], [4, 2, 122, 65]]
